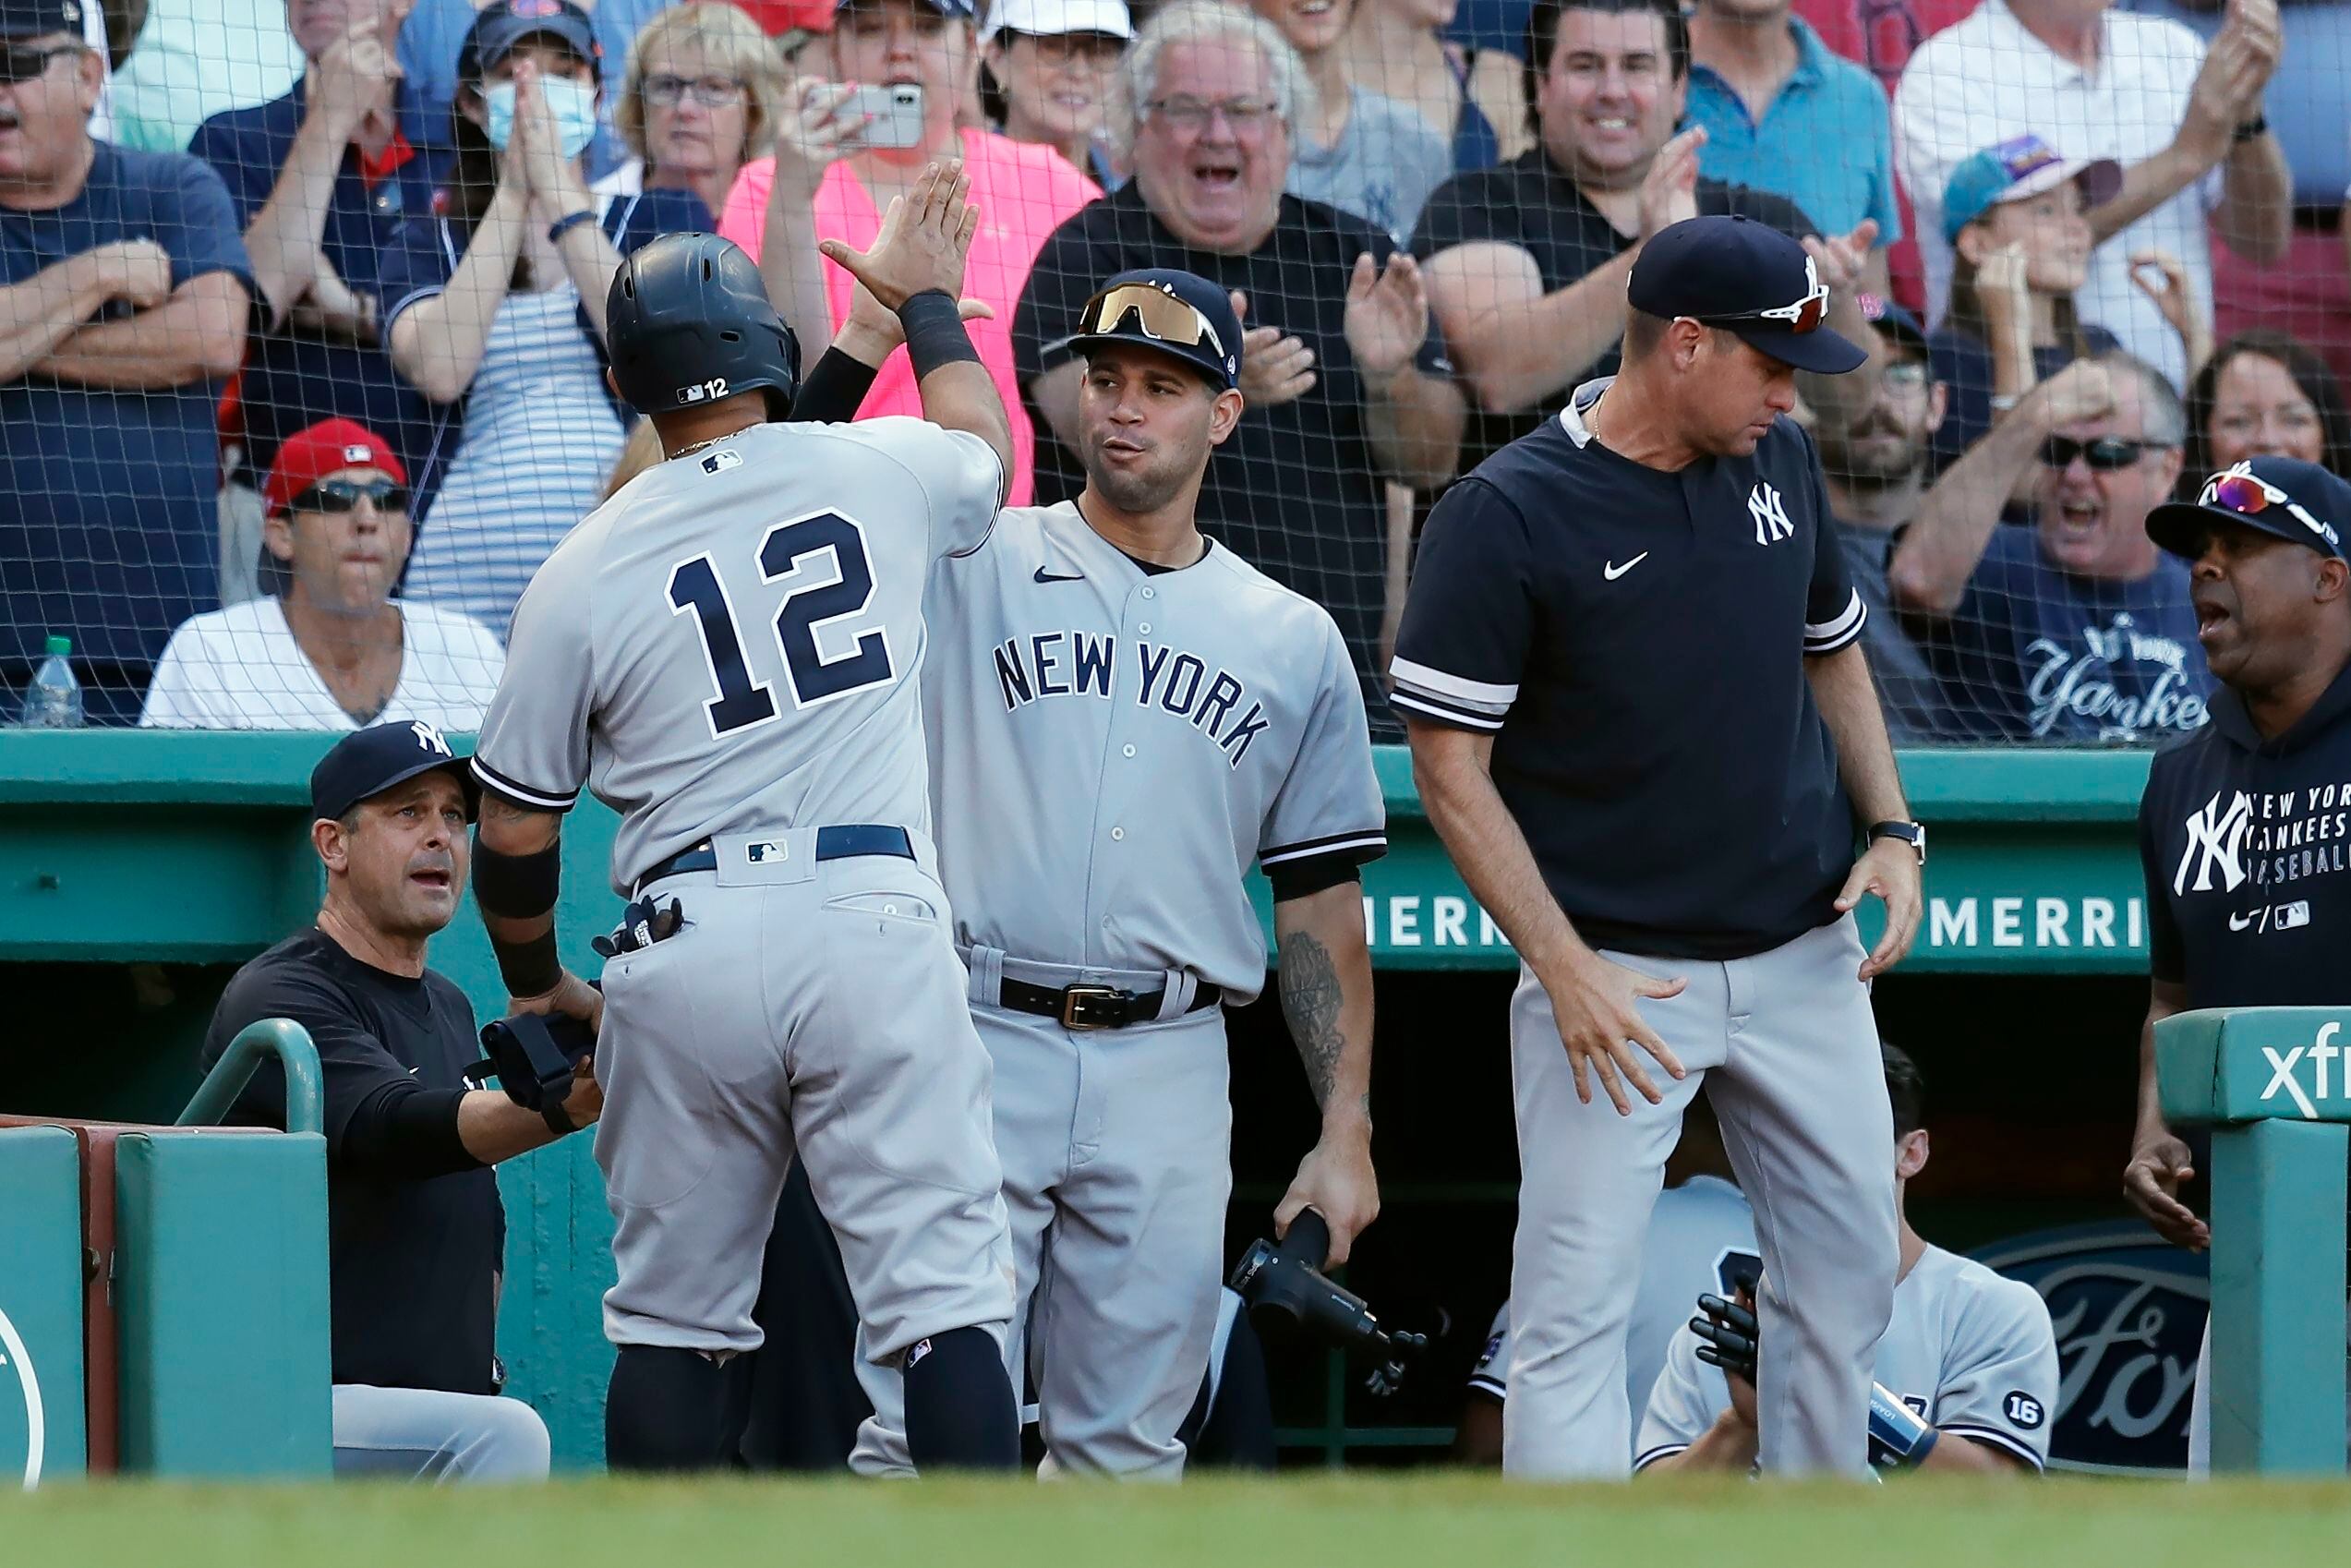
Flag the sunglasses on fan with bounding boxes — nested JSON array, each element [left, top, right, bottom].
[[2041, 435, 2150, 471], [294, 477, 410, 515]]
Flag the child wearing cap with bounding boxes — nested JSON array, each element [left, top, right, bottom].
[[1928, 133, 2207, 476]]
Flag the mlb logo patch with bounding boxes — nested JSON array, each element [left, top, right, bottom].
[[746, 840, 787, 864], [2278, 900, 2311, 931], [342, 444, 372, 464], [702, 450, 742, 474]]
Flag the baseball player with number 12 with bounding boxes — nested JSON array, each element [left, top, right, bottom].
[[467, 167, 1030, 1473], [823, 264, 1387, 1478]]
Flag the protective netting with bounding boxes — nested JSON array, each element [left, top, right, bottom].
[[0, 0, 2330, 740]]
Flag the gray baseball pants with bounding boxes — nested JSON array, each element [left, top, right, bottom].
[[1504, 913, 1897, 1478]]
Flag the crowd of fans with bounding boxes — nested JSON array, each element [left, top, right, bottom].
[[3, 0, 2347, 740]]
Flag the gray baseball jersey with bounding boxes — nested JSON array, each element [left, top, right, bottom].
[[1470, 1175, 1758, 1430], [472, 417, 1002, 891], [1636, 1243, 2060, 1471], [919, 501, 1386, 1001]]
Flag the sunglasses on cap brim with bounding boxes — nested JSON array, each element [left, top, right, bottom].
[[1077, 283, 1226, 362], [1694, 274, 1831, 336], [2201, 465, 2344, 551]]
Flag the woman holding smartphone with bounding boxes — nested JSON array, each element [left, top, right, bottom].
[[714, 0, 1099, 503]]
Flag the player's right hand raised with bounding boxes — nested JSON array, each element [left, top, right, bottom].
[[1539, 952, 1688, 1116], [2123, 1124, 2211, 1251], [818, 159, 980, 314]]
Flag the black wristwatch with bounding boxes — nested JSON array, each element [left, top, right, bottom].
[[2233, 115, 2270, 144], [1868, 820, 1927, 865]]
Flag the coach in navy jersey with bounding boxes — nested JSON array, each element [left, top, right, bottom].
[[1392, 213, 1925, 1478], [2125, 454, 2351, 1471]]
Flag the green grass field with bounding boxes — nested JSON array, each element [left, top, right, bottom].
[[7, 1475, 2351, 1566]]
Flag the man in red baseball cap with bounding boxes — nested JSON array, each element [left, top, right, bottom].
[[140, 417, 506, 730]]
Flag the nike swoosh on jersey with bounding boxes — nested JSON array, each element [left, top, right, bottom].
[[2228, 911, 2255, 931], [1603, 553, 1649, 581], [1033, 566, 1085, 583]]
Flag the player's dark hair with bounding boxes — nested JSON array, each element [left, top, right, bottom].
[[1883, 1042, 1925, 1139], [1622, 308, 1667, 362], [1523, 0, 1688, 135], [2184, 330, 2351, 494]]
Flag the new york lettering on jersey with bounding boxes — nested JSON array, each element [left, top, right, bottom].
[[924, 501, 1385, 1000], [472, 417, 1002, 893]]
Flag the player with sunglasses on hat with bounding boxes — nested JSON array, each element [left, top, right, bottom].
[[140, 418, 505, 731], [1887, 349, 2212, 742], [820, 263, 1384, 1479], [2126, 453, 2351, 1474], [1394, 212, 1922, 1478]]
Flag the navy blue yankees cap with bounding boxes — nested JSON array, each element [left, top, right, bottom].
[[1628, 215, 1867, 376], [311, 721, 482, 824], [1068, 268, 1241, 392], [458, 0, 601, 83], [0, 0, 83, 40], [2147, 455, 2351, 563]]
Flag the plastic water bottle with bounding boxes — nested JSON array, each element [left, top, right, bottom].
[[20, 634, 82, 728]]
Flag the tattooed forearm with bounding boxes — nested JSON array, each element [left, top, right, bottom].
[[1280, 927, 1345, 1109]]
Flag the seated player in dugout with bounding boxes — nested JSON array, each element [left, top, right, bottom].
[[1453, 1091, 1755, 1466], [202, 723, 602, 1482], [1638, 1043, 2058, 1476]]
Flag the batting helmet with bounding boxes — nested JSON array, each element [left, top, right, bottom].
[[606, 232, 801, 420]]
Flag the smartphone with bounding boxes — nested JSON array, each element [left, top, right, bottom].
[[844, 82, 924, 151]]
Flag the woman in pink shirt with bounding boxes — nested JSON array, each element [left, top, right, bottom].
[[718, 0, 1100, 503]]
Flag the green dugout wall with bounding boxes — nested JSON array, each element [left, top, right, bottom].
[[0, 731, 2160, 1465]]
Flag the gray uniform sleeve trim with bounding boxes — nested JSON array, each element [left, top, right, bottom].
[[1465, 1373, 1505, 1401], [471, 756, 578, 813], [1390, 690, 1506, 730], [1632, 1443, 1689, 1473], [1802, 587, 1867, 654], [1260, 829, 1388, 867], [1390, 656, 1516, 712], [1937, 1424, 2046, 1471]]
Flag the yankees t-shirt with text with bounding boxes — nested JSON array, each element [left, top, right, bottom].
[[1921, 525, 2210, 743], [2140, 657, 2351, 1009]]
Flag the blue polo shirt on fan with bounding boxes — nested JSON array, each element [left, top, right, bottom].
[[0, 143, 256, 724], [189, 79, 455, 482], [1920, 524, 2211, 742], [1683, 17, 1905, 245], [1390, 378, 1867, 960]]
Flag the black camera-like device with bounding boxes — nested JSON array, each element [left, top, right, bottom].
[[1227, 1209, 1426, 1396]]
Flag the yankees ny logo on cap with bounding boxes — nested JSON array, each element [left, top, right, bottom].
[[412, 720, 452, 757]]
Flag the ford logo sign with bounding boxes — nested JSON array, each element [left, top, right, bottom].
[[1972, 1221, 2209, 1474]]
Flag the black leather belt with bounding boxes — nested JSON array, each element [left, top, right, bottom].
[[997, 975, 1224, 1031], [636, 824, 913, 891]]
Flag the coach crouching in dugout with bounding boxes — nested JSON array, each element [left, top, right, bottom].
[[202, 721, 601, 1481]]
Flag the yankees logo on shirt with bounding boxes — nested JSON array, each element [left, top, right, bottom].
[[2140, 660, 2351, 1008], [924, 501, 1384, 997]]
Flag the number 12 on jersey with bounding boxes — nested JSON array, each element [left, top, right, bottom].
[[668, 511, 898, 739]]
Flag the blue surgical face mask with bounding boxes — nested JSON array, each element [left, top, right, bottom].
[[482, 75, 601, 161]]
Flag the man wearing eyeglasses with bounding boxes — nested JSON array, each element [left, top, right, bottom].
[[2126, 452, 2351, 1475], [139, 417, 504, 730], [1394, 213, 1923, 1478], [1887, 351, 2212, 742], [189, 0, 453, 608], [0, 0, 253, 724]]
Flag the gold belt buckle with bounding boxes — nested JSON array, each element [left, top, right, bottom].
[[1059, 984, 1122, 1031]]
